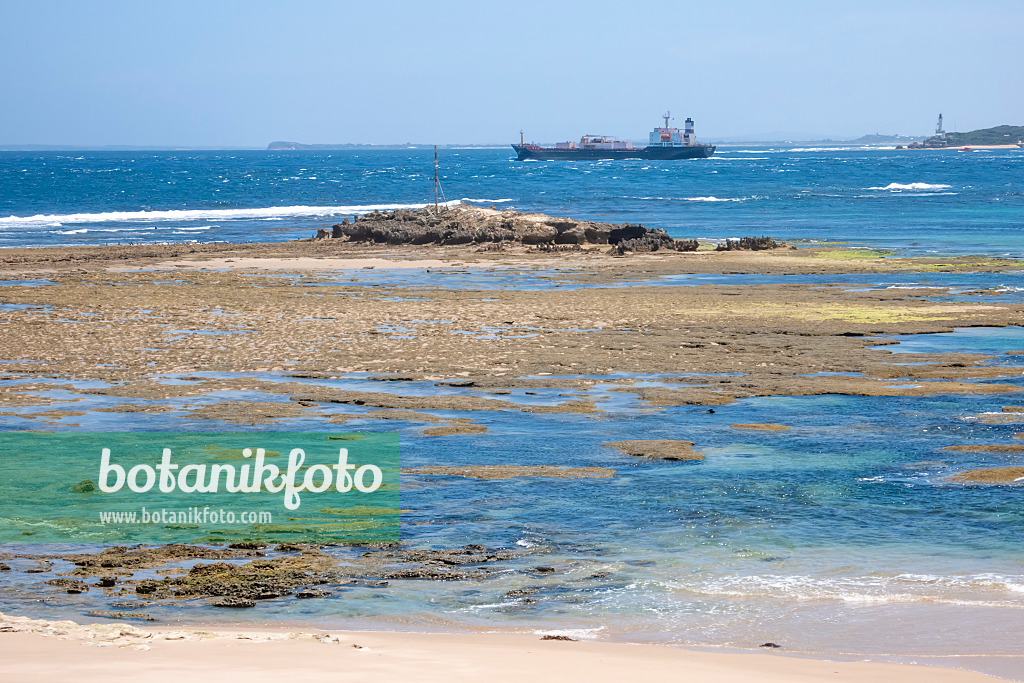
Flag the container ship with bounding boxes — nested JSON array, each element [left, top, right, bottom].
[[513, 113, 715, 160]]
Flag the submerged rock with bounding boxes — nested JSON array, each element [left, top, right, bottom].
[[405, 465, 615, 479], [943, 444, 1024, 452], [45, 578, 88, 593], [731, 423, 790, 431]]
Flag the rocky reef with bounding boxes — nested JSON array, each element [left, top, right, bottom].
[[602, 439, 705, 460], [318, 204, 700, 253], [715, 236, 785, 251]]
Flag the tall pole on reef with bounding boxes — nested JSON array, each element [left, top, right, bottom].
[[430, 145, 446, 215]]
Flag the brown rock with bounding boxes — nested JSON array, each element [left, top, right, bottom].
[[603, 439, 705, 460], [420, 423, 489, 437], [731, 423, 790, 431], [949, 467, 1024, 483]]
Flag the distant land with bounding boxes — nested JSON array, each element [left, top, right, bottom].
[[943, 125, 1024, 146], [2, 126, 1018, 152], [710, 133, 925, 146]]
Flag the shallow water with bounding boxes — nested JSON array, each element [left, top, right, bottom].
[[2, 328, 1024, 677]]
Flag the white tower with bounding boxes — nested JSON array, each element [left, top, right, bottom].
[[936, 113, 945, 139]]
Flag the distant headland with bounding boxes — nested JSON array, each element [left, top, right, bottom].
[[901, 122, 1024, 150]]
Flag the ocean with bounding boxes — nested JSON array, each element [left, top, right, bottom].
[[2, 146, 1024, 678], [1, 146, 1023, 255]]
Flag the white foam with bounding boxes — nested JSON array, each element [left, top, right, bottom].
[[667, 572, 1024, 607], [868, 182, 953, 191], [55, 227, 149, 235], [0, 203, 452, 229], [459, 198, 514, 204], [683, 196, 746, 202]]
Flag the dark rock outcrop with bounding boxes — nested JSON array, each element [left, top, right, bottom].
[[716, 236, 786, 251], [325, 204, 701, 251], [608, 230, 698, 255]]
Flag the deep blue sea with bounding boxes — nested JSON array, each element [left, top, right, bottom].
[[2, 147, 1024, 678], [1, 146, 1023, 255]]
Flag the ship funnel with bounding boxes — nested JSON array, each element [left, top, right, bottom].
[[684, 118, 694, 135]]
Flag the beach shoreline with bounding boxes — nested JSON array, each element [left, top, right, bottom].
[[0, 612, 1010, 682]]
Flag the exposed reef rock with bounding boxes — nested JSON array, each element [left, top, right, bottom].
[[949, 467, 1024, 483], [324, 204, 703, 251], [603, 439, 705, 460], [419, 423, 489, 437], [2, 543, 536, 607], [716, 236, 787, 251]]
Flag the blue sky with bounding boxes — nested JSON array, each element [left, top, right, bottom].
[[1, 0, 1021, 146]]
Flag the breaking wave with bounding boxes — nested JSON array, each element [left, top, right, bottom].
[[868, 182, 953, 191], [667, 572, 1024, 607], [0, 203, 448, 229]]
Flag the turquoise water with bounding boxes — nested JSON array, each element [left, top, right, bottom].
[[1, 146, 1023, 256], [2, 148, 1024, 676], [2, 337, 1024, 663]]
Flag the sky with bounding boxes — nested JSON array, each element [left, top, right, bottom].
[[1, 0, 1022, 147]]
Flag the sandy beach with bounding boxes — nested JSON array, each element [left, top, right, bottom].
[[0, 612, 1007, 682]]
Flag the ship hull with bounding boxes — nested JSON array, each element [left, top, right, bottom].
[[512, 144, 715, 161]]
